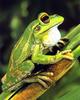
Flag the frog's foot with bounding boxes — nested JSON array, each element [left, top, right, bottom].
[[60, 37, 69, 43], [57, 37, 69, 48], [60, 49, 71, 54], [6, 72, 53, 92], [24, 72, 54, 88], [60, 50, 74, 60]]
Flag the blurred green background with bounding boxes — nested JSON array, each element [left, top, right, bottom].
[[0, 0, 80, 95]]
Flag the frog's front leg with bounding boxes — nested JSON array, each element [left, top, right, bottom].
[[32, 44, 73, 65], [57, 37, 69, 48]]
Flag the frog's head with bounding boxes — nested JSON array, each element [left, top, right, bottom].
[[30, 12, 64, 47]]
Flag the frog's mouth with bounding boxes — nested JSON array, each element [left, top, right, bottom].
[[43, 25, 61, 47]]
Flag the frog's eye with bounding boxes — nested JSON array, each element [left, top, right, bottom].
[[34, 25, 41, 32], [40, 13, 50, 24]]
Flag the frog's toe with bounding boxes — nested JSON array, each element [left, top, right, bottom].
[[61, 50, 72, 54], [39, 71, 54, 76], [37, 78, 49, 88], [61, 37, 69, 42], [35, 72, 54, 88], [34, 75, 53, 88], [63, 55, 74, 60], [58, 37, 69, 48], [23, 72, 53, 88], [58, 40, 65, 46]]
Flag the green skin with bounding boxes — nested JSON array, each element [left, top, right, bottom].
[[2, 12, 73, 92]]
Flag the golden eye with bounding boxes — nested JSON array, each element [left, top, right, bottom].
[[34, 25, 41, 32], [40, 14, 50, 24]]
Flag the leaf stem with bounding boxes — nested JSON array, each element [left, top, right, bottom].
[[65, 24, 80, 40]]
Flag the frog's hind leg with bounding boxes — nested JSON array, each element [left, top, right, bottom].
[[23, 71, 54, 88], [7, 71, 54, 92], [5, 60, 35, 92], [7, 62, 54, 91]]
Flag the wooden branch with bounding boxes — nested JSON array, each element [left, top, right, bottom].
[[65, 24, 80, 40]]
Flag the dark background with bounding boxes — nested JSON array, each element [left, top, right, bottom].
[[0, 0, 80, 92]]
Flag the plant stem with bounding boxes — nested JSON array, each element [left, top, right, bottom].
[[65, 32, 80, 50], [65, 24, 80, 40], [73, 45, 80, 58]]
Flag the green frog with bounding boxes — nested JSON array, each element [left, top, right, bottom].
[[1, 12, 73, 92]]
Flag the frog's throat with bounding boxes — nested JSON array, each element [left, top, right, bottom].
[[43, 26, 61, 47]]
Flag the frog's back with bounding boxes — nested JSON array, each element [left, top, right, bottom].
[[9, 25, 35, 67]]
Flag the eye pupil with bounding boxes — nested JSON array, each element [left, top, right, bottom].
[[41, 15, 49, 24]]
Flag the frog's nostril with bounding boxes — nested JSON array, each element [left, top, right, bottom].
[[53, 14, 58, 17]]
